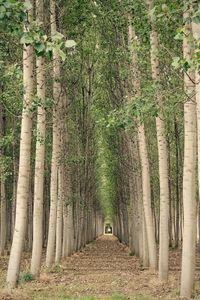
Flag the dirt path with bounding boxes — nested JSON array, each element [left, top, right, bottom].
[[1, 235, 199, 299], [56, 235, 179, 299]]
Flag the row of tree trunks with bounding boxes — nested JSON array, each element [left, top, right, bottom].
[[4, 0, 104, 288]]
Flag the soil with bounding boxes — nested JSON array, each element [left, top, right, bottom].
[[0, 235, 200, 300]]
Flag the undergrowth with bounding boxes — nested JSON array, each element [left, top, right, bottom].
[[17, 271, 33, 284]]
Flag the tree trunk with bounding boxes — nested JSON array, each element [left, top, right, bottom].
[[174, 117, 180, 248], [147, 0, 169, 280], [55, 166, 63, 263], [0, 104, 6, 255], [180, 14, 197, 298], [62, 164, 72, 258], [128, 20, 156, 269], [6, 2, 34, 287], [31, 0, 46, 277], [45, 0, 61, 268], [142, 215, 149, 268], [193, 10, 200, 255], [11, 117, 18, 239]]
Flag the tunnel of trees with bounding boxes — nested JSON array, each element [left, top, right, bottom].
[[1, 0, 200, 299]]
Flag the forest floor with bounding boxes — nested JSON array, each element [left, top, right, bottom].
[[0, 235, 200, 300]]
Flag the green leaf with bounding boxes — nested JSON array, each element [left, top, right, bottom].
[[172, 57, 180, 69], [20, 33, 34, 44], [46, 49, 53, 60], [23, 0, 32, 10], [52, 31, 64, 42], [65, 40, 76, 48], [176, 27, 183, 34], [6, 11, 12, 17], [193, 16, 200, 24], [56, 48, 66, 61], [148, 6, 157, 22], [0, 5, 6, 18], [174, 33, 183, 41], [161, 4, 168, 12], [183, 61, 190, 72], [34, 43, 45, 53]]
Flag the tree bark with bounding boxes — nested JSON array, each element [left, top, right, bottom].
[[180, 13, 198, 298], [147, 0, 169, 280], [55, 166, 63, 263], [6, 2, 34, 287], [0, 104, 6, 255], [128, 19, 156, 269], [46, 0, 60, 268], [31, 0, 46, 277]]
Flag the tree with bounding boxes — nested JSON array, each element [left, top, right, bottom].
[[180, 5, 197, 298], [0, 103, 6, 256], [192, 0, 200, 256], [45, 0, 61, 268], [31, 0, 46, 277], [128, 17, 157, 269], [6, 1, 34, 288], [146, 0, 169, 281]]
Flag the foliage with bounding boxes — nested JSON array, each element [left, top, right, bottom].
[[136, 297, 156, 300], [0, 0, 193, 296], [171, 4, 200, 73], [47, 264, 64, 274], [0, 0, 28, 33], [17, 272, 33, 284]]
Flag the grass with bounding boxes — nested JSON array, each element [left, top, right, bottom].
[[46, 264, 64, 274], [30, 289, 157, 300], [110, 293, 129, 300], [17, 271, 34, 284], [31, 291, 130, 300], [136, 296, 156, 300]]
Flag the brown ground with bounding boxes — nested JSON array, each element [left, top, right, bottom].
[[0, 235, 200, 300]]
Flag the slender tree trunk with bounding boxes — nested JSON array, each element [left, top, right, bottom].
[[55, 166, 63, 263], [0, 104, 6, 255], [45, 0, 61, 268], [31, 0, 46, 277], [43, 176, 50, 247], [174, 118, 180, 248], [193, 8, 200, 255], [128, 173, 135, 254], [198, 202, 200, 252], [11, 118, 18, 239], [180, 14, 197, 298], [142, 215, 149, 268], [62, 163, 72, 258], [67, 204, 74, 256], [128, 20, 156, 269], [27, 183, 33, 250], [6, 2, 33, 288], [0, 176, 6, 255], [168, 138, 173, 247], [147, 0, 169, 280]]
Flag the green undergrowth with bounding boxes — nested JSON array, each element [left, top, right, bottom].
[[30, 290, 157, 300], [32, 292, 129, 300], [136, 296, 156, 300], [46, 264, 64, 274], [17, 271, 33, 285]]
